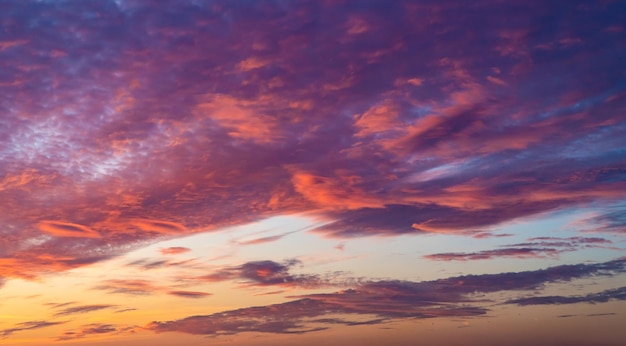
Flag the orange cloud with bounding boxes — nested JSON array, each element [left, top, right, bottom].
[[128, 219, 187, 235], [159, 247, 191, 255], [194, 95, 283, 143], [38, 221, 101, 238], [290, 171, 384, 210]]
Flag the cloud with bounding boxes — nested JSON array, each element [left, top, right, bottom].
[[53, 304, 117, 317], [148, 258, 626, 336], [0, 0, 624, 285], [424, 247, 560, 261], [576, 208, 626, 234], [147, 299, 336, 336], [56, 323, 137, 341], [93, 278, 209, 299], [37, 221, 101, 238], [93, 279, 161, 295], [0, 321, 66, 338], [167, 291, 212, 299], [200, 259, 323, 288], [126, 259, 169, 270], [424, 236, 616, 261], [506, 286, 626, 306], [127, 219, 188, 235], [235, 231, 297, 246], [159, 247, 191, 255]]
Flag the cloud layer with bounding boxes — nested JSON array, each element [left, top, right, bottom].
[[149, 258, 626, 336], [1, 0, 625, 281]]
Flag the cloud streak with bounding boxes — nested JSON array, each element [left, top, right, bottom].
[[0, 321, 65, 338], [53, 304, 117, 317], [149, 258, 626, 336], [506, 286, 626, 306], [424, 236, 616, 261]]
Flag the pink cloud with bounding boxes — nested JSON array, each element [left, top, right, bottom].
[[159, 247, 191, 255]]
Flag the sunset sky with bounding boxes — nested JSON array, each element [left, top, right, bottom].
[[1, 0, 625, 345]]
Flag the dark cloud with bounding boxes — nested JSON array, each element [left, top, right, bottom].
[[424, 247, 560, 261], [506, 286, 626, 306], [148, 299, 335, 336], [586, 313, 617, 317], [149, 258, 626, 336], [167, 290, 212, 299], [201, 259, 323, 288], [424, 236, 616, 261], [53, 304, 117, 317]]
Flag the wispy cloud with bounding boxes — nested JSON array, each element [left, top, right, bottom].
[[506, 286, 626, 306], [424, 247, 560, 261], [167, 291, 212, 299], [159, 247, 191, 255], [56, 323, 137, 341], [93, 278, 210, 299], [53, 304, 117, 317], [0, 321, 66, 338], [424, 236, 616, 261], [93, 279, 161, 296]]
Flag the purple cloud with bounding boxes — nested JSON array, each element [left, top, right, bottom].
[[201, 259, 323, 288], [148, 258, 626, 336], [506, 286, 626, 306], [424, 236, 616, 261], [424, 247, 560, 261], [0, 0, 624, 301]]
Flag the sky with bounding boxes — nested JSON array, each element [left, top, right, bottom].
[[0, 0, 625, 345]]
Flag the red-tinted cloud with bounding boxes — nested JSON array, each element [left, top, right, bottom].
[[37, 221, 101, 238], [159, 247, 191, 255]]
